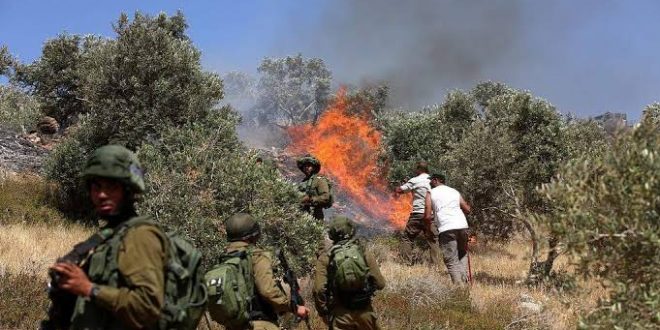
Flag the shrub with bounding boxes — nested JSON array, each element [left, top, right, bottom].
[[538, 119, 659, 328], [41, 12, 223, 216], [138, 108, 323, 272], [12, 34, 89, 126], [0, 85, 40, 132], [42, 116, 97, 217]]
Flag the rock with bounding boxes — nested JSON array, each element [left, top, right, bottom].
[[519, 301, 543, 313], [0, 127, 49, 173], [518, 293, 543, 313], [37, 116, 59, 135]]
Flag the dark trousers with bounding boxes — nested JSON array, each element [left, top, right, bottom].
[[400, 213, 441, 265]]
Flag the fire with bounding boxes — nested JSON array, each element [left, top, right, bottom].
[[287, 89, 411, 229]]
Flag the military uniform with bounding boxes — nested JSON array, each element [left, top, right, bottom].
[[71, 216, 168, 329], [224, 241, 290, 330], [297, 155, 332, 221], [44, 145, 169, 330], [300, 174, 331, 220], [313, 217, 386, 330]]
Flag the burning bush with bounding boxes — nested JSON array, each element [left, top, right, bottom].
[[287, 90, 411, 229]]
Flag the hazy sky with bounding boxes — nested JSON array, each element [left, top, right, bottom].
[[2, 0, 659, 121]]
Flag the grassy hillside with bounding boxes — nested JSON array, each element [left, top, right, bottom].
[[0, 175, 605, 329]]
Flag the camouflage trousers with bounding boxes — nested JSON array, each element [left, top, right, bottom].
[[330, 304, 380, 330], [400, 213, 442, 265]]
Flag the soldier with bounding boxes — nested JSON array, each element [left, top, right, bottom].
[[297, 155, 332, 221], [424, 173, 472, 284], [222, 213, 309, 330], [45, 145, 168, 329], [395, 161, 442, 265], [313, 216, 386, 330]]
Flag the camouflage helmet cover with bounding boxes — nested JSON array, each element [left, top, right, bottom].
[[328, 215, 356, 242], [226, 213, 261, 242], [82, 145, 145, 193], [296, 154, 321, 174]]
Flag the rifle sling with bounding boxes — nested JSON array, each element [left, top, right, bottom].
[[63, 228, 114, 262]]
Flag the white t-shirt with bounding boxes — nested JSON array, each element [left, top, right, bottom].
[[399, 173, 431, 214], [430, 185, 468, 233]]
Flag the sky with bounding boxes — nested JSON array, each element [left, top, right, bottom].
[[1, 0, 659, 121]]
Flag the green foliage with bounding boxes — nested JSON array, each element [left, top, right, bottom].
[[380, 82, 578, 237], [538, 120, 659, 328], [40, 12, 224, 215], [345, 84, 390, 118], [42, 117, 97, 217], [0, 85, 40, 132], [0, 45, 14, 76], [561, 118, 609, 160], [13, 34, 89, 126], [138, 108, 323, 272], [253, 54, 331, 126], [642, 102, 660, 127], [79, 12, 223, 148], [380, 110, 443, 181]]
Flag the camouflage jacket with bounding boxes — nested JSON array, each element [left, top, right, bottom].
[[70, 215, 168, 330], [300, 174, 331, 208]]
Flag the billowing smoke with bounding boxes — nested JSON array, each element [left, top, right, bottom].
[[281, 0, 524, 108]]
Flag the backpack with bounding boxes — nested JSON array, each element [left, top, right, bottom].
[[158, 229, 208, 330], [329, 239, 370, 293], [112, 218, 207, 330], [204, 249, 255, 328]]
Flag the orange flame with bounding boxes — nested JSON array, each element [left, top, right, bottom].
[[287, 89, 411, 229]]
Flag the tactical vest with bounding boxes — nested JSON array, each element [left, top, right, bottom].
[[69, 215, 165, 330], [302, 174, 334, 209]]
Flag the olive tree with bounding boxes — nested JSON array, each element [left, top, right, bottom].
[[253, 54, 331, 126], [43, 11, 223, 216], [536, 115, 659, 328]]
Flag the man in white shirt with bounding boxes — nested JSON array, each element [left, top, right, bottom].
[[424, 173, 471, 284], [395, 162, 441, 265]]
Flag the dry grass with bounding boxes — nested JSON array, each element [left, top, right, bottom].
[[0, 220, 607, 330], [0, 222, 92, 276], [0, 175, 607, 330]]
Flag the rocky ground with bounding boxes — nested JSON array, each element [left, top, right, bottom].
[[0, 127, 49, 174]]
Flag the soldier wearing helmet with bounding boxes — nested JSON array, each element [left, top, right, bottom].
[[45, 145, 168, 329], [313, 216, 386, 330], [223, 213, 309, 330], [297, 155, 332, 221]]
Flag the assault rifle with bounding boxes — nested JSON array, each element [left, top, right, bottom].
[[40, 230, 110, 330], [276, 249, 311, 330]]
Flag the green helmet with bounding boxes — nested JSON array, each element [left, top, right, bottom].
[[82, 145, 145, 193], [226, 213, 261, 242], [296, 154, 321, 174], [328, 215, 356, 242]]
